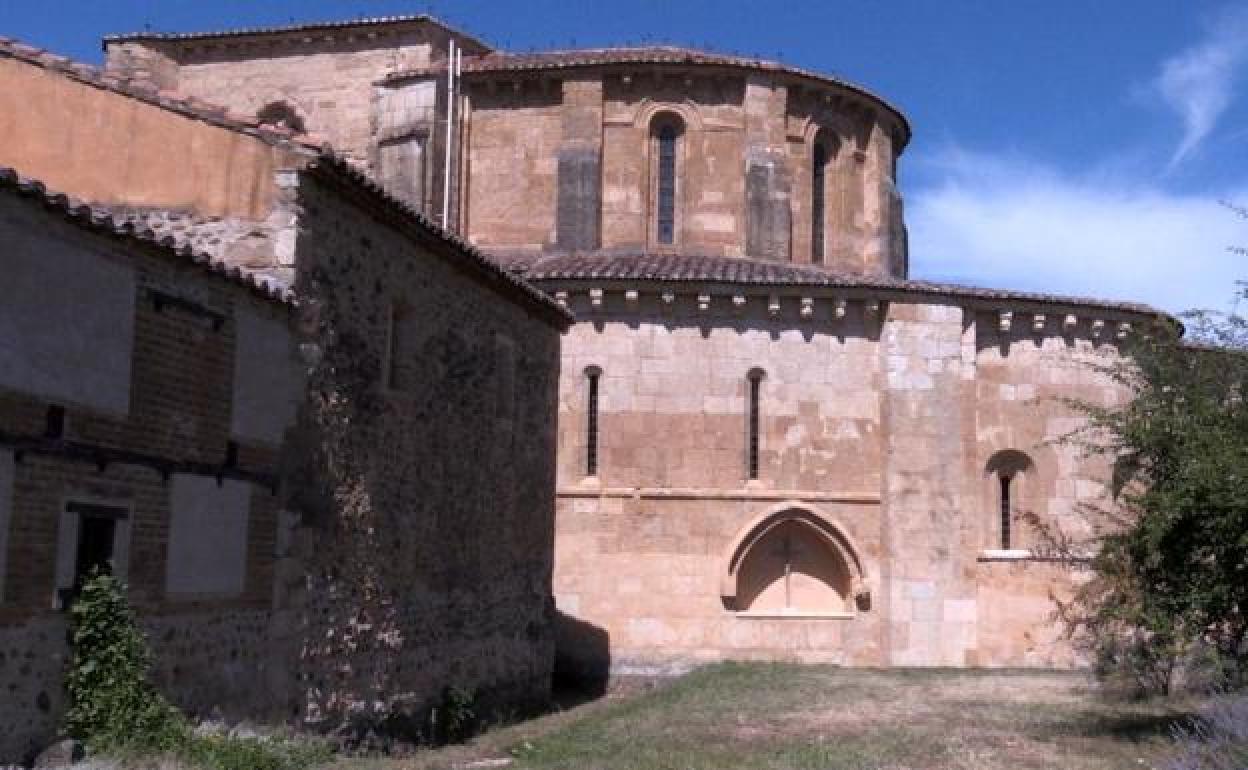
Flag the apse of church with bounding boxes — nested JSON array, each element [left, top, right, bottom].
[[98, 16, 1162, 678]]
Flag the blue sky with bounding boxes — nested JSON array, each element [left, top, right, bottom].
[[3, 1, 1247, 312]]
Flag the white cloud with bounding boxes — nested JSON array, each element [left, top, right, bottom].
[[1154, 6, 1248, 170], [906, 149, 1248, 314]]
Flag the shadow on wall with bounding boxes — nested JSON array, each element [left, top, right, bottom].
[[552, 610, 610, 699]]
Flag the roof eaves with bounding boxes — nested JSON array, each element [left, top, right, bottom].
[[382, 46, 911, 145], [509, 252, 1162, 317], [103, 14, 494, 54], [0, 166, 295, 307]]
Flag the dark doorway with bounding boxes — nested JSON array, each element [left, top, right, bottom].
[[59, 502, 126, 608]]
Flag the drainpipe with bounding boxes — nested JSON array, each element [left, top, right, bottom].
[[442, 40, 458, 228]]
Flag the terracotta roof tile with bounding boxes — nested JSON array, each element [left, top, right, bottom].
[[504, 251, 1162, 316], [0, 166, 294, 307], [385, 45, 910, 144], [103, 14, 493, 54], [0, 37, 327, 153]]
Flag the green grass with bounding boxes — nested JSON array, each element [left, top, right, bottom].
[[343, 664, 1200, 770]]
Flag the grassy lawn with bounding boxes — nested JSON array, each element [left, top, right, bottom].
[[329, 664, 1199, 770]]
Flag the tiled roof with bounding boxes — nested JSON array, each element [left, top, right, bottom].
[[306, 155, 573, 328], [0, 36, 326, 153], [103, 14, 493, 54], [0, 167, 294, 306], [385, 46, 910, 144], [503, 251, 1162, 316]]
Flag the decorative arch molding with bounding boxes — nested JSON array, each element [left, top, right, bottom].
[[984, 448, 1035, 478], [629, 98, 706, 133], [719, 501, 869, 610], [255, 99, 308, 134], [798, 112, 856, 150]]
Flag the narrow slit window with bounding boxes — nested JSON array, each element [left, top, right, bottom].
[[999, 474, 1013, 549], [386, 304, 403, 390], [656, 124, 678, 244], [586, 367, 602, 476], [812, 143, 827, 264], [747, 369, 764, 480]]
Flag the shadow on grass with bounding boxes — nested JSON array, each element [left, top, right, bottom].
[[1081, 711, 1194, 743]]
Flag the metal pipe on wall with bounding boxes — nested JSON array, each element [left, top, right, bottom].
[[441, 40, 458, 228]]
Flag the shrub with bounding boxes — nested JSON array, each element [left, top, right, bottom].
[[1167, 694, 1248, 770], [65, 570, 186, 752], [65, 570, 330, 769]]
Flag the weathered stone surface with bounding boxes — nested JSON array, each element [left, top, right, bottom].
[[543, 288, 1133, 674]]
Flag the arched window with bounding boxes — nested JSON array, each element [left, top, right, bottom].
[[585, 366, 602, 476], [256, 101, 306, 134], [985, 450, 1035, 550], [650, 114, 684, 246], [811, 142, 828, 264], [746, 368, 765, 480]]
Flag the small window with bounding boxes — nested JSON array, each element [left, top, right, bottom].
[[985, 449, 1034, 551], [999, 474, 1013, 549], [811, 143, 828, 264], [747, 368, 765, 480], [650, 114, 684, 246], [54, 501, 130, 609], [585, 366, 602, 476], [385, 302, 414, 391], [45, 404, 66, 439], [256, 101, 306, 134]]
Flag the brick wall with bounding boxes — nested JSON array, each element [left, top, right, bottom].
[[0, 193, 294, 763]]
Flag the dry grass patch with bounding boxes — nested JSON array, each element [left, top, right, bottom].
[[325, 664, 1201, 770]]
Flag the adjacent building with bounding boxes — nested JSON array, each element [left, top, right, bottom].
[[0, 32, 567, 763]]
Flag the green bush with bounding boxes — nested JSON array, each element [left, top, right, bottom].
[[65, 571, 330, 769], [65, 570, 186, 752]]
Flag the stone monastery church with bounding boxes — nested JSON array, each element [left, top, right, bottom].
[[0, 13, 1163, 761]]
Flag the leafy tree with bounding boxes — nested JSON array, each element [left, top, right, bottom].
[[1050, 285, 1248, 693]]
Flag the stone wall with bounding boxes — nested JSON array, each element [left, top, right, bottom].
[[93, 24, 910, 273], [278, 168, 564, 728], [462, 68, 905, 273], [544, 285, 1136, 675], [550, 289, 887, 675], [105, 21, 486, 168]]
